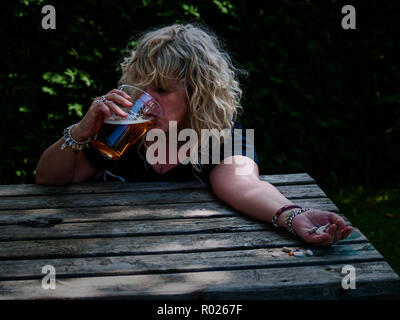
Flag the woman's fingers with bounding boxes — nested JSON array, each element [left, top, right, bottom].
[[334, 222, 344, 242], [105, 100, 128, 117], [92, 99, 112, 118], [335, 218, 346, 232], [327, 224, 338, 243], [108, 88, 131, 101], [105, 92, 133, 107], [333, 226, 341, 242], [80, 88, 134, 138], [328, 212, 344, 226], [327, 223, 337, 235], [341, 226, 354, 240], [91, 91, 131, 119], [326, 212, 351, 242]]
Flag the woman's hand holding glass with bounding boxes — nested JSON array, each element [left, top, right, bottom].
[[72, 89, 133, 141]]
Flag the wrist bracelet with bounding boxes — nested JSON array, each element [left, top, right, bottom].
[[61, 124, 92, 153], [271, 204, 302, 228], [286, 208, 311, 236]]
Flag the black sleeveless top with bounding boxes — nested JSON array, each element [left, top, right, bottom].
[[83, 122, 258, 183]]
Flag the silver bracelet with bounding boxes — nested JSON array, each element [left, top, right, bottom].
[[61, 124, 92, 153], [286, 208, 311, 236]]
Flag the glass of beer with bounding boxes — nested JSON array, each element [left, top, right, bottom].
[[92, 85, 162, 160]]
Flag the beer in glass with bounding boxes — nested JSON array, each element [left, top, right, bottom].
[[92, 85, 162, 160]]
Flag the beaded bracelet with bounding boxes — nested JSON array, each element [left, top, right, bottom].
[[271, 204, 302, 228], [286, 208, 312, 236], [60, 123, 92, 153]]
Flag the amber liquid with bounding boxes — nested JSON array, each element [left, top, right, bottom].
[[92, 118, 155, 160]]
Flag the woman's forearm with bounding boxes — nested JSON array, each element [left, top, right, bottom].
[[210, 164, 297, 228], [219, 178, 295, 227], [35, 137, 80, 185], [35, 125, 94, 185]]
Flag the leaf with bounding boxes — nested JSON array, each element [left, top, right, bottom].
[[68, 103, 84, 117], [64, 68, 77, 83], [41, 86, 57, 96], [182, 4, 200, 19], [42, 72, 68, 85], [93, 48, 102, 59], [213, 0, 238, 18], [18, 105, 30, 113], [15, 169, 27, 177], [78, 71, 95, 87]]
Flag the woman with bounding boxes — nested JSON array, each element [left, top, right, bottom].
[[36, 23, 353, 246]]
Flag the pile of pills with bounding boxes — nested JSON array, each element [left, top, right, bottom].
[[282, 247, 313, 257], [276, 223, 330, 258]]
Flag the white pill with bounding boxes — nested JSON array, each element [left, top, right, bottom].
[[293, 251, 304, 257], [315, 223, 331, 235], [305, 249, 314, 256]]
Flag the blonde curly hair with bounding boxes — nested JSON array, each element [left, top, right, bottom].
[[118, 23, 245, 172]]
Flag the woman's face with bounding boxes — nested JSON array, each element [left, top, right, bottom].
[[144, 80, 189, 132]]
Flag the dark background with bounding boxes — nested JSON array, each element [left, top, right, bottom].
[[0, 0, 399, 271], [1, 0, 399, 187]]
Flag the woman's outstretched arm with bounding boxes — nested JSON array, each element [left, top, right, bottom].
[[209, 155, 353, 246]]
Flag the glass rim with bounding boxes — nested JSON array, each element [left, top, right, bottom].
[[117, 84, 162, 117], [118, 84, 151, 98]]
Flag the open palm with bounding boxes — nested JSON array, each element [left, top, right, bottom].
[[291, 210, 354, 246]]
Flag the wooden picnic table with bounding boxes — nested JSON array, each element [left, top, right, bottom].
[[0, 173, 399, 300]]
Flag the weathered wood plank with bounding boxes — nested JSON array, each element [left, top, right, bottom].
[[0, 216, 272, 241], [0, 173, 315, 197], [0, 229, 366, 260], [0, 198, 339, 225], [0, 261, 398, 299], [0, 243, 382, 280], [0, 184, 327, 210], [0, 189, 216, 210], [0, 210, 354, 242]]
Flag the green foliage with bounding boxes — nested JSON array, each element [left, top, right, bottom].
[[0, 0, 399, 188], [182, 4, 200, 19], [327, 185, 400, 275], [67, 103, 84, 117]]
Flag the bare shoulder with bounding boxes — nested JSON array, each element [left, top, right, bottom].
[[209, 155, 259, 185]]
